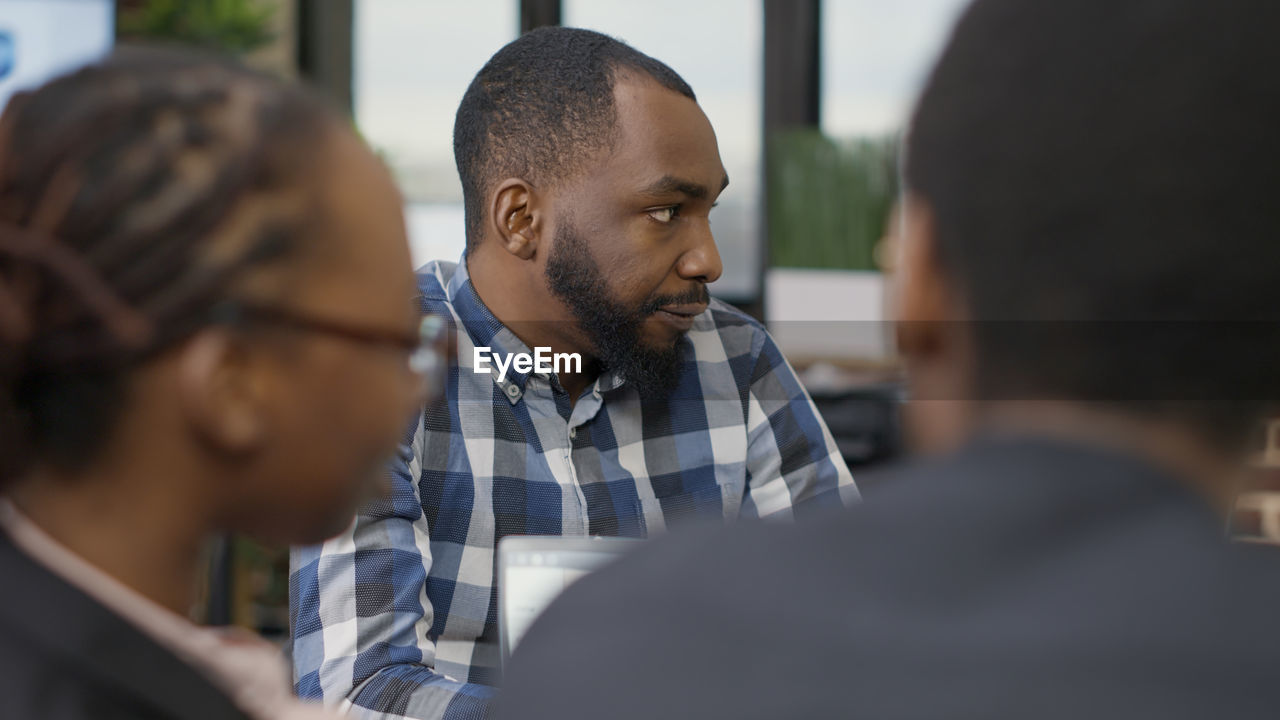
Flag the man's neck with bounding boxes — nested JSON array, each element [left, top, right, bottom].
[[468, 250, 600, 402]]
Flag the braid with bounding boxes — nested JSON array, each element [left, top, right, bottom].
[[0, 46, 340, 485]]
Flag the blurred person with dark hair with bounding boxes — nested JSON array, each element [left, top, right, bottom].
[[494, 1, 1280, 718], [0, 48, 434, 719], [289, 26, 855, 720]]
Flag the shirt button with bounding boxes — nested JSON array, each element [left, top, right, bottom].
[[504, 384, 521, 400], [569, 427, 577, 440]]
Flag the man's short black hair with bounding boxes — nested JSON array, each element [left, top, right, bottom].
[[905, 0, 1280, 446], [454, 27, 695, 247]]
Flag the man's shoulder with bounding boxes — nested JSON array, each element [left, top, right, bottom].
[[704, 297, 764, 330], [702, 297, 766, 337], [500, 442, 1280, 720], [523, 436, 1280, 620], [414, 259, 458, 306], [685, 297, 773, 366]]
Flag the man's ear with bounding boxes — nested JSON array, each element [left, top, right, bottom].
[[893, 195, 952, 358], [490, 179, 541, 260], [891, 195, 977, 455], [176, 329, 270, 458]]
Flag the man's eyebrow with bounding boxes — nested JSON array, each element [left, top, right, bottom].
[[639, 173, 731, 200]]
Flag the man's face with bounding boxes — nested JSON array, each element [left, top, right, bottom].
[[543, 75, 727, 399]]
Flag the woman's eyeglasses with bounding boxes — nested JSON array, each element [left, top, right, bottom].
[[213, 301, 448, 399]]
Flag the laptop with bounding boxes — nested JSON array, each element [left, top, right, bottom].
[[497, 535, 641, 663]]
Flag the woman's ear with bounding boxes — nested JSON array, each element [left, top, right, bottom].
[[176, 329, 270, 457], [490, 179, 541, 260]]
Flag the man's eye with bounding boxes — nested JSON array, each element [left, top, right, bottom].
[[647, 206, 678, 223]]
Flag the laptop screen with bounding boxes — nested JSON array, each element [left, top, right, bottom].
[[497, 536, 641, 662]]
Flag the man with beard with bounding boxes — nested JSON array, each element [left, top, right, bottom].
[[289, 27, 855, 720]]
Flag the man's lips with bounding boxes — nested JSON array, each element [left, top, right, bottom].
[[653, 303, 707, 332], [657, 303, 709, 317]]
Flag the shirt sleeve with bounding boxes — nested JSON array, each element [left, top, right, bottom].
[[738, 328, 859, 519], [289, 416, 495, 720]]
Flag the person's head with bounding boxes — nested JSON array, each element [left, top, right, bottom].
[[896, 0, 1280, 457], [0, 48, 427, 544], [454, 27, 726, 399]]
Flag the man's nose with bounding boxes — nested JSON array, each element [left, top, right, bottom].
[[677, 219, 722, 284]]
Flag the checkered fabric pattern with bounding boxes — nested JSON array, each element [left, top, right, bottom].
[[290, 258, 857, 719]]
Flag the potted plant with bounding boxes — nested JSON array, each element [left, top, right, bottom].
[[766, 129, 899, 366]]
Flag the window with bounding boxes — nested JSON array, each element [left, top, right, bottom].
[[822, 0, 968, 139], [354, 0, 518, 267], [563, 0, 764, 301], [0, 0, 113, 111]]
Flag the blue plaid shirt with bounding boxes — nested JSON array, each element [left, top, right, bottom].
[[290, 258, 857, 719]]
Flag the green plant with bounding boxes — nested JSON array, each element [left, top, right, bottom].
[[116, 0, 277, 55], [768, 129, 899, 271]]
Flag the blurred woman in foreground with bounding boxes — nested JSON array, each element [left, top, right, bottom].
[[0, 48, 432, 719]]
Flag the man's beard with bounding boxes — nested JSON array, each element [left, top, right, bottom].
[[544, 221, 707, 401]]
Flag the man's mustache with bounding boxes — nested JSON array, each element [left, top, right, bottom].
[[641, 285, 710, 315]]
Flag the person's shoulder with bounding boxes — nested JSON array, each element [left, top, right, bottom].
[[495, 512, 882, 720], [521, 497, 887, 630], [0, 637, 157, 720], [684, 298, 779, 373], [703, 297, 764, 330], [0, 600, 185, 720], [0, 536, 250, 719], [698, 297, 766, 343], [499, 441, 1280, 720], [415, 259, 457, 312], [1220, 539, 1280, 605], [1224, 543, 1280, 642]]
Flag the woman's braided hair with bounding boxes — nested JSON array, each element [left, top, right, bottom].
[[0, 47, 340, 485]]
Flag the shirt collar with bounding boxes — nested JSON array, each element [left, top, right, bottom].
[[446, 254, 540, 399]]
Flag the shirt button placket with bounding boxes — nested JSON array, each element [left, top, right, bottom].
[[563, 426, 588, 532]]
